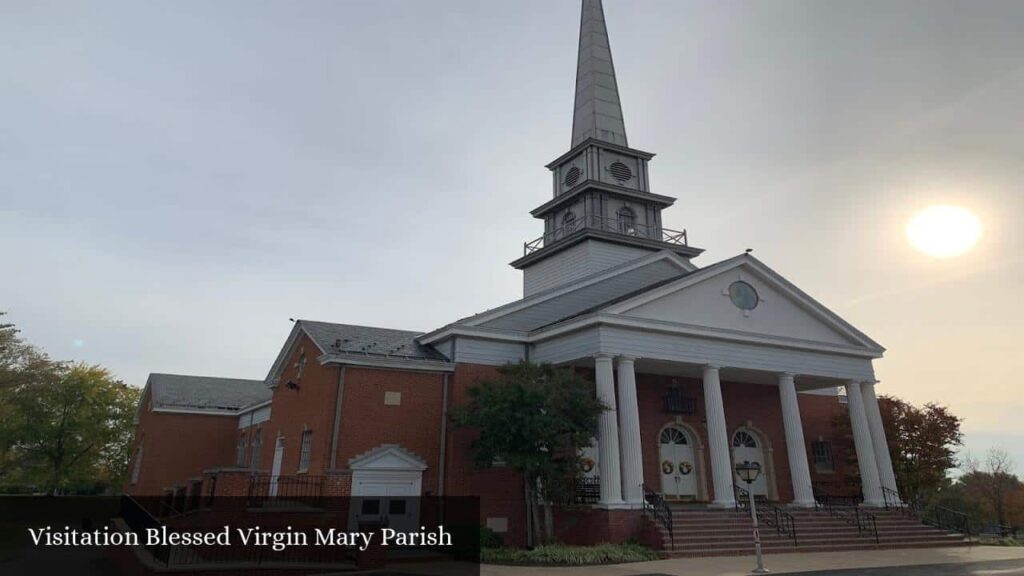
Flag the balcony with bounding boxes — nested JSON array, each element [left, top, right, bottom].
[[524, 214, 688, 256], [663, 389, 696, 415]]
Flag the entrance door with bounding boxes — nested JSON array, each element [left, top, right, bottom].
[[732, 430, 767, 496], [351, 476, 420, 532], [269, 436, 285, 497], [659, 426, 697, 499]]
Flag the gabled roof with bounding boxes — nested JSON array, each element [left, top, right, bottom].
[[145, 373, 270, 414], [265, 320, 452, 386], [601, 253, 885, 353], [348, 444, 428, 471], [419, 250, 695, 343]]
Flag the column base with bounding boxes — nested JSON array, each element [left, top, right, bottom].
[[861, 500, 886, 508], [788, 499, 816, 509], [708, 499, 737, 509]]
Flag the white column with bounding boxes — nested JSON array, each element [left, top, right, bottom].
[[845, 381, 884, 507], [777, 373, 815, 507], [862, 381, 900, 502], [703, 365, 735, 507], [616, 356, 644, 505], [595, 354, 623, 506]]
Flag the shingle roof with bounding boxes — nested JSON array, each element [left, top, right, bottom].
[[148, 373, 271, 413], [298, 320, 448, 362]]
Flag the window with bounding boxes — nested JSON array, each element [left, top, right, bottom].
[[617, 206, 636, 235], [296, 351, 307, 381], [361, 499, 380, 515], [732, 430, 758, 448], [388, 499, 407, 515], [812, 441, 835, 473], [130, 444, 143, 484], [562, 211, 577, 234], [659, 427, 688, 445], [236, 433, 248, 467], [251, 429, 262, 470], [298, 430, 312, 472]]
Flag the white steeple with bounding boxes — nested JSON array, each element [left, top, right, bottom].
[[571, 0, 628, 147]]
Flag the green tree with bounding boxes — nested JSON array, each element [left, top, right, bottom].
[[451, 361, 605, 545], [834, 395, 962, 498], [1, 362, 140, 493]]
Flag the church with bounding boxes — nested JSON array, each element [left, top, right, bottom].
[[126, 0, 951, 554]]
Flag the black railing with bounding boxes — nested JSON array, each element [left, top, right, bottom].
[[248, 474, 325, 508], [524, 214, 688, 255], [574, 476, 600, 504], [813, 485, 878, 544], [642, 484, 674, 550], [121, 495, 172, 565], [734, 484, 798, 547], [904, 494, 972, 543]]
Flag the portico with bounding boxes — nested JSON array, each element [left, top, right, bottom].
[[573, 354, 899, 510]]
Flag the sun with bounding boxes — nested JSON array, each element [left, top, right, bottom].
[[905, 205, 982, 258]]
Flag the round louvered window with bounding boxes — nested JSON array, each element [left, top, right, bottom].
[[564, 166, 582, 187], [608, 161, 632, 182]]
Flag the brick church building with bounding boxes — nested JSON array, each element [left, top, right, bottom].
[[126, 0, 905, 549]]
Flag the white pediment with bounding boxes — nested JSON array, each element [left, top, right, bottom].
[[606, 255, 882, 351], [348, 444, 428, 471]]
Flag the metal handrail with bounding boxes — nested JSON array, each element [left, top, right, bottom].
[[524, 213, 688, 255], [813, 485, 878, 544], [906, 494, 972, 542], [642, 484, 674, 550], [734, 484, 798, 547]]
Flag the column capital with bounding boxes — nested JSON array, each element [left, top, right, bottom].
[[593, 353, 616, 361], [703, 363, 721, 372], [617, 355, 638, 364], [845, 380, 862, 390], [778, 372, 798, 379]]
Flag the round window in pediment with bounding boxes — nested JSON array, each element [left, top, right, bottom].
[[608, 161, 633, 182], [728, 281, 759, 311], [564, 166, 582, 188]]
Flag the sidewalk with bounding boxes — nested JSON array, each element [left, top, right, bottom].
[[477, 546, 1024, 576]]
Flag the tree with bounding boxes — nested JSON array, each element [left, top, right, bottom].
[[450, 361, 605, 545], [961, 448, 1020, 528], [1, 362, 141, 493], [0, 312, 57, 391], [834, 395, 962, 498]]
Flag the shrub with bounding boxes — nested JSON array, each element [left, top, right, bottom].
[[481, 543, 659, 565], [479, 526, 503, 549]]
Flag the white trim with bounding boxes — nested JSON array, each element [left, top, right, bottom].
[[318, 354, 454, 373], [152, 406, 241, 417], [264, 323, 316, 387], [418, 250, 694, 344], [237, 399, 273, 415]]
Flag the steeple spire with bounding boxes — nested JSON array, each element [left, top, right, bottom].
[[571, 0, 628, 148]]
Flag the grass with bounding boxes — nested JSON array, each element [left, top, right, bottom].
[[480, 543, 660, 566]]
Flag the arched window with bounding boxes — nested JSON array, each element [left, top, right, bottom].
[[732, 430, 758, 448], [617, 206, 636, 235], [659, 427, 688, 445], [562, 211, 577, 234]]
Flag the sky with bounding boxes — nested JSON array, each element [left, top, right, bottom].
[[2, 0, 1023, 470]]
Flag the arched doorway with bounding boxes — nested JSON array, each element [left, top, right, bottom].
[[659, 425, 698, 500], [732, 429, 768, 496]]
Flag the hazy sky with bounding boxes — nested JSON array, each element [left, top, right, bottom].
[[2, 1, 1023, 468]]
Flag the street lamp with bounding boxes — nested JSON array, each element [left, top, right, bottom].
[[735, 460, 769, 574]]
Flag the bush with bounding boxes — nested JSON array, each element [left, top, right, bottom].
[[479, 526, 503, 549], [481, 543, 660, 566]]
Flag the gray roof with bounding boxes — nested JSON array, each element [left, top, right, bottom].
[[148, 373, 271, 413], [299, 320, 448, 362], [572, 0, 628, 147]]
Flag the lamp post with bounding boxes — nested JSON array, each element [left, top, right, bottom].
[[736, 460, 769, 574]]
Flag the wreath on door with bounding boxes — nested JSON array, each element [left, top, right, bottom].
[[661, 460, 674, 475], [678, 461, 693, 476], [580, 457, 595, 473]]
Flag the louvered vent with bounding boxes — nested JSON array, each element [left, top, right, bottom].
[[564, 166, 582, 187], [608, 161, 632, 182]]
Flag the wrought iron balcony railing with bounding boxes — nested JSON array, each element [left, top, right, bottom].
[[524, 214, 688, 255], [663, 390, 696, 415]]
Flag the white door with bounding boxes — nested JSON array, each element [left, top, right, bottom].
[[350, 474, 421, 532], [269, 437, 285, 497], [732, 430, 767, 496], [659, 427, 697, 499]]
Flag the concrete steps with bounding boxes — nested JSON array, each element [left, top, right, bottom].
[[658, 505, 970, 557]]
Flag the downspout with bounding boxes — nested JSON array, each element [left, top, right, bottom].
[[329, 366, 346, 470], [438, 372, 449, 497]]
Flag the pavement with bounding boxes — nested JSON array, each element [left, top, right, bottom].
[[477, 546, 1024, 576]]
